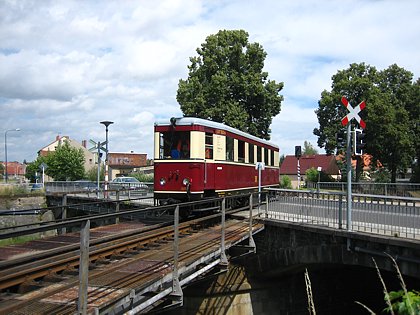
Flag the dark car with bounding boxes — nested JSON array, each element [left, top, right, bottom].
[[75, 180, 97, 192], [31, 183, 43, 192]]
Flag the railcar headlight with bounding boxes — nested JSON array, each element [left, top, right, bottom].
[[182, 178, 190, 186], [160, 178, 166, 186]]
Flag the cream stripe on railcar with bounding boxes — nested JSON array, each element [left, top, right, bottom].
[[154, 132, 160, 159], [191, 131, 205, 159]]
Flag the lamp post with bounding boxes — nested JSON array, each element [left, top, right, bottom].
[[100, 121, 113, 198], [4, 128, 20, 183]]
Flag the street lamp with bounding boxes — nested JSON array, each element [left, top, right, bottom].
[[100, 121, 113, 197], [4, 128, 20, 183]]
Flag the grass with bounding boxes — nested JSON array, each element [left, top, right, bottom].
[[0, 234, 40, 247], [0, 184, 45, 197]]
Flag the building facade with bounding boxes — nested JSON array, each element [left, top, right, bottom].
[[38, 136, 97, 173], [280, 154, 341, 188]]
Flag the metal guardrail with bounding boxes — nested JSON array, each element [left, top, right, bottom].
[[308, 182, 420, 197], [44, 181, 154, 194], [265, 188, 420, 240]]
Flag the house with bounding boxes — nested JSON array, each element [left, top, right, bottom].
[[1, 161, 26, 180], [108, 152, 147, 178], [280, 154, 341, 188], [38, 135, 97, 174]]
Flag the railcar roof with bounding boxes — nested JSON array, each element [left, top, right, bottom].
[[155, 117, 279, 149]]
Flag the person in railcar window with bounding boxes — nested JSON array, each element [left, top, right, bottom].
[[171, 148, 180, 158], [180, 142, 190, 158]]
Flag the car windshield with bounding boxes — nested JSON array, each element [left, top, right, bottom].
[[122, 177, 139, 183]]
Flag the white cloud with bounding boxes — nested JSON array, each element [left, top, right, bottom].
[[0, 0, 418, 163]]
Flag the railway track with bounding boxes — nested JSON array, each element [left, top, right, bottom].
[[0, 203, 260, 314]]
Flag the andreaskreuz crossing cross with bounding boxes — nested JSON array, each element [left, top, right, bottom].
[[341, 96, 366, 129]]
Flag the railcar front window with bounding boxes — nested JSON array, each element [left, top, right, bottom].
[[159, 131, 190, 159]]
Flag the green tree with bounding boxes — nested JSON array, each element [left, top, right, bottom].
[[408, 78, 420, 183], [85, 165, 104, 182], [25, 156, 47, 182], [314, 62, 378, 155], [305, 167, 319, 183], [279, 154, 286, 167], [45, 141, 85, 181], [303, 141, 319, 155], [368, 64, 415, 182], [0, 163, 4, 179], [314, 63, 417, 182], [177, 29, 284, 140]]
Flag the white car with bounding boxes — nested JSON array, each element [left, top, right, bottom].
[[110, 177, 148, 190]]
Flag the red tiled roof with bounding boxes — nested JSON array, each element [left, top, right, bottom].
[[280, 154, 340, 175]]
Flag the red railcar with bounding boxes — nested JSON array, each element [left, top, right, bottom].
[[153, 117, 279, 205]]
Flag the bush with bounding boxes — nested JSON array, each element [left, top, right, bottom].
[[280, 175, 292, 189]]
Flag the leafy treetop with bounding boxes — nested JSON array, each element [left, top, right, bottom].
[[177, 29, 284, 140]]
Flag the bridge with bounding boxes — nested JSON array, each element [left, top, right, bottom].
[[0, 186, 419, 314]]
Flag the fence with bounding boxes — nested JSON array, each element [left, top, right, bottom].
[[307, 182, 420, 197], [265, 188, 420, 240]]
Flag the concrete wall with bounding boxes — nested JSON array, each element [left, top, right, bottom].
[[0, 195, 55, 235]]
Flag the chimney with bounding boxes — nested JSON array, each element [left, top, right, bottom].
[[56, 135, 60, 141], [82, 140, 87, 148]]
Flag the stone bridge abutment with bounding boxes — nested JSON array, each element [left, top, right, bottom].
[[248, 220, 420, 279]]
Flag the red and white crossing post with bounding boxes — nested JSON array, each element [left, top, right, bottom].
[[340, 96, 366, 232]]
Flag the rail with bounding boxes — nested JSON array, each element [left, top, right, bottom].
[[265, 188, 420, 240], [0, 194, 260, 314]]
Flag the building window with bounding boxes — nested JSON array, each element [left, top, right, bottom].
[[226, 136, 234, 161], [205, 132, 213, 159]]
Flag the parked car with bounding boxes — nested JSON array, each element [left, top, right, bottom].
[[31, 183, 44, 192], [75, 180, 97, 192], [109, 177, 148, 191]]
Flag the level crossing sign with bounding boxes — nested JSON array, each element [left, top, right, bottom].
[[88, 139, 107, 153], [341, 96, 366, 129]]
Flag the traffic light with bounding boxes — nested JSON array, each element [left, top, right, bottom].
[[353, 128, 366, 156], [336, 130, 346, 149], [295, 145, 302, 158]]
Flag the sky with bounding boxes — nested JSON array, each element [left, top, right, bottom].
[[1, 0, 419, 163]]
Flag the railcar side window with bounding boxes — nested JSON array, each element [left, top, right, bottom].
[[257, 146, 262, 162], [205, 132, 213, 159], [248, 143, 254, 164], [238, 140, 245, 162], [226, 136, 234, 161], [264, 148, 269, 165], [159, 131, 190, 159]]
